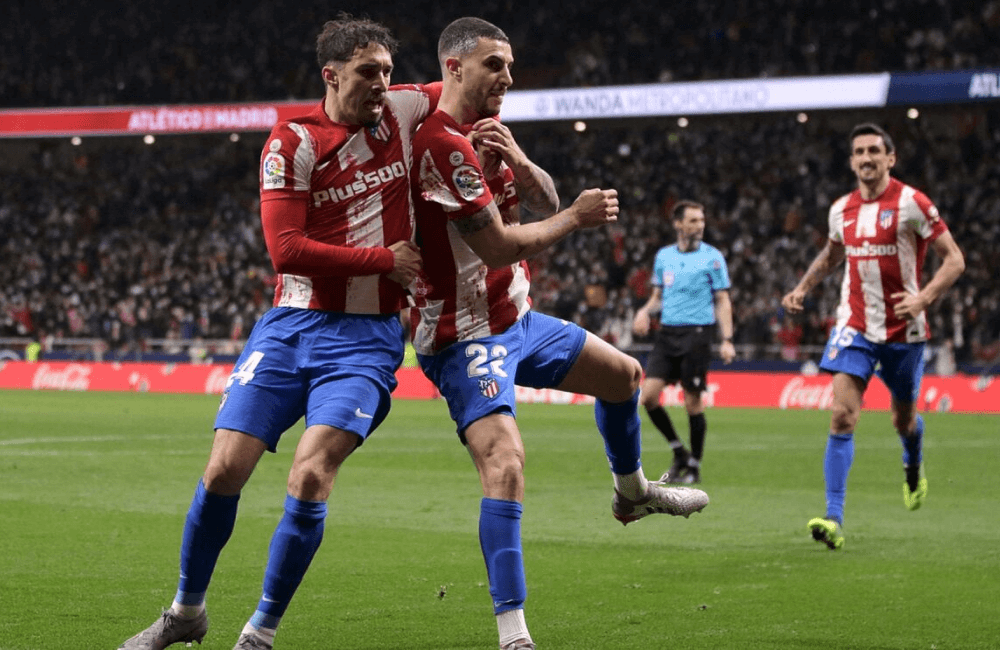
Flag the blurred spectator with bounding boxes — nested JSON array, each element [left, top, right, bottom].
[[3, 1, 999, 108], [1, 3, 998, 366]]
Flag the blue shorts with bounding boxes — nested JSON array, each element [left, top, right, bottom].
[[819, 325, 925, 403], [214, 307, 403, 452], [418, 311, 588, 438]]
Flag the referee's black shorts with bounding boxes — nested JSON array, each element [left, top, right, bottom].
[[644, 324, 714, 393]]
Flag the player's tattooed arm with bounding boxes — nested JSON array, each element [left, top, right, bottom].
[[513, 165, 559, 217], [453, 207, 497, 237], [782, 239, 845, 314], [799, 240, 846, 293]]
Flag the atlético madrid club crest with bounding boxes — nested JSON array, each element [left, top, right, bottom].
[[479, 377, 500, 398]]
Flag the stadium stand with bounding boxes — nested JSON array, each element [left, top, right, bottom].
[[1, 2, 997, 371], [2, 0, 999, 107]]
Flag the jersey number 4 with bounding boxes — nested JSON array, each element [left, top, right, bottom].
[[227, 351, 265, 388]]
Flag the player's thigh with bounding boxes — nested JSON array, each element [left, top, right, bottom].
[[819, 326, 877, 382], [464, 412, 525, 500], [303, 313, 404, 440], [418, 332, 522, 440], [830, 372, 866, 432], [288, 424, 362, 501], [203, 428, 269, 495], [215, 314, 311, 453], [556, 331, 641, 402], [305, 373, 394, 442]]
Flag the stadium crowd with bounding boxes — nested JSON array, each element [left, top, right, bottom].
[[1, 2, 998, 369], [3, 0, 999, 107], [2, 107, 998, 367]]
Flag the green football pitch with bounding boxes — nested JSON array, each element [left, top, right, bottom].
[[1, 390, 997, 649]]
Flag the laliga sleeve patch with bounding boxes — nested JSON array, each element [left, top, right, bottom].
[[262, 152, 286, 190], [452, 164, 485, 201]]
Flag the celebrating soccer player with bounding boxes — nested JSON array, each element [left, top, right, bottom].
[[407, 17, 709, 650], [117, 15, 440, 650], [781, 122, 965, 550]]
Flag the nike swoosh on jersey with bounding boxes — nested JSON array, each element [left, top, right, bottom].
[[355, 407, 374, 419], [316, 160, 332, 171]]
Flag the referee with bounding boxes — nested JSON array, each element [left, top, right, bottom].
[[632, 200, 735, 484]]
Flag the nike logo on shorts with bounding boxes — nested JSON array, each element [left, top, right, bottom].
[[355, 407, 374, 419]]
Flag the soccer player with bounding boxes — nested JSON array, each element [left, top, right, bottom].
[[117, 16, 440, 650], [781, 122, 965, 550], [632, 200, 735, 484], [408, 18, 709, 650]]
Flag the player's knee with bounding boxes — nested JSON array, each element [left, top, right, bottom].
[[830, 403, 859, 432], [891, 410, 916, 434], [605, 355, 642, 402], [288, 462, 337, 501], [202, 459, 250, 495], [480, 447, 525, 495]]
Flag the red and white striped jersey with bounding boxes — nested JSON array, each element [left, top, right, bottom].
[[259, 83, 440, 314], [828, 177, 948, 343], [408, 110, 528, 355]]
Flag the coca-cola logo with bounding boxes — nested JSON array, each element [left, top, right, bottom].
[[31, 363, 92, 391], [204, 367, 230, 395], [779, 377, 834, 410], [657, 384, 718, 407]]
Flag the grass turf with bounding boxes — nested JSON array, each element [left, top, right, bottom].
[[1, 389, 998, 649]]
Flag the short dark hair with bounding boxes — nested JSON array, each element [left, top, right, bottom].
[[672, 199, 704, 222], [316, 13, 398, 67], [437, 17, 509, 63], [849, 122, 895, 154]]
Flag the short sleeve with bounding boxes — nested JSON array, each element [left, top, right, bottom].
[[710, 250, 731, 290], [415, 131, 494, 219], [908, 189, 948, 242], [260, 122, 315, 200]]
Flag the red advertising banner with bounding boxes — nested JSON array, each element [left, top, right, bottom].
[[0, 361, 438, 400], [0, 102, 316, 138], [0, 361, 997, 413]]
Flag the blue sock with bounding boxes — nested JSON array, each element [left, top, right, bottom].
[[823, 433, 854, 525], [900, 414, 924, 466], [594, 390, 642, 475], [175, 479, 240, 605], [479, 498, 526, 615], [250, 494, 327, 629]]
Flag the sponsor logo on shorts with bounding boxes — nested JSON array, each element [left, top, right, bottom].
[[355, 407, 374, 419]]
